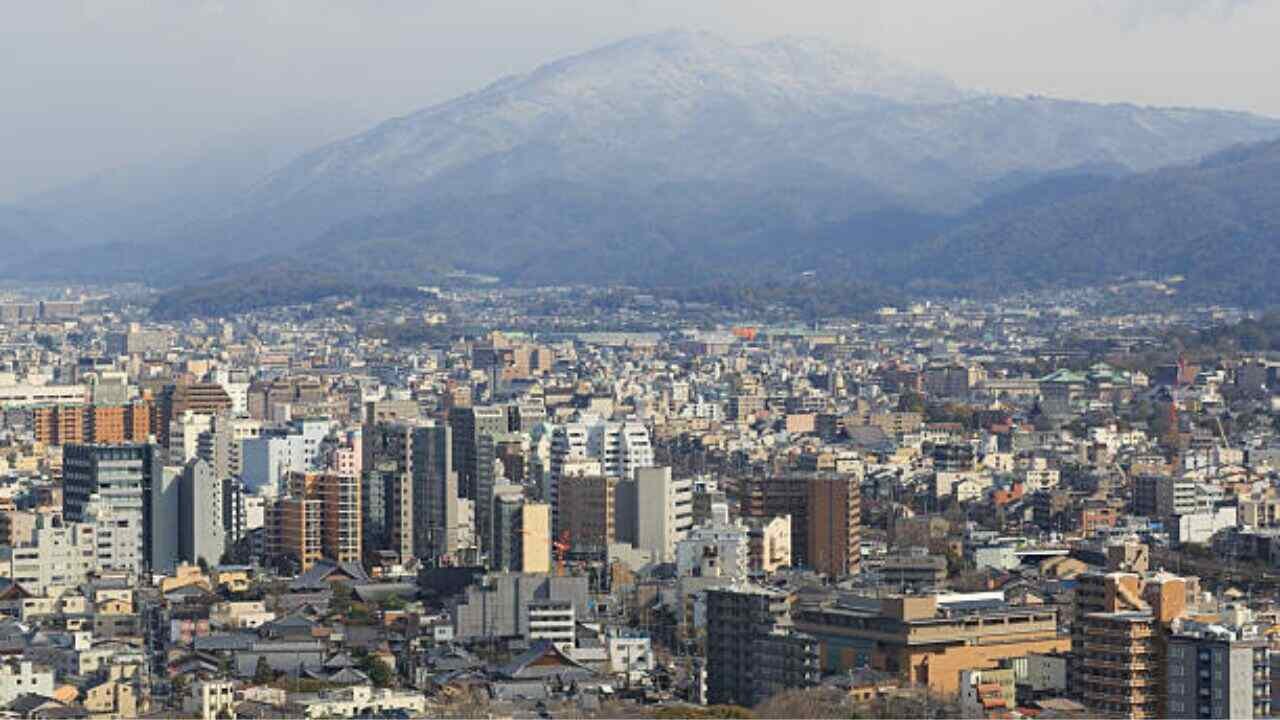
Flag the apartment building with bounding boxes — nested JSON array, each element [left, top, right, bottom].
[[705, 586, 819, 707]]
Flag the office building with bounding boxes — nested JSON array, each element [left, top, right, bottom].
[[557, 474, 617, 551], [4, 507, 139, 595], [676, 521, 749, 580], [33, 401, 153, 446], [747, 515, 792, 573], [793, 592, 1067, 695], [452, 573, 590, 642], [62, 443, 169, 572], [241, 418, 330, 492], [156, 382, 232, 447], [361, 467, 412, 564], [448, 405, 508, 501], [365, 421, 457, 560], [528, 600, 576, 652], [1133, 474, 1203, 520], [743, 472, 860, 574], [1074, 571, 1193, 718], [808, 474, 861, 576], [196, 415, 262, 480]]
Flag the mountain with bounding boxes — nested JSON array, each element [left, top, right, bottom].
[[896, 138, 1280, 305], [0, 205, 68, 257], [12, 102, 388, 254], [10, 30, 1280, 312]]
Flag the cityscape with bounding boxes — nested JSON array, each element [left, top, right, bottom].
[[2, 3, 1280, 719]]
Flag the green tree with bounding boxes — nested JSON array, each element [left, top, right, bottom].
[[359, 656, 394, 688], [253, 656, 275, 685]]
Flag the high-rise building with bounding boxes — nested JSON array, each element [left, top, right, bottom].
[[241, 418, 330, 492], [33, 401, 155, 446], [169, 410, 215, 465], [1167, 620, 1271, 719], [747, 515, 792, 573], [491, 489, 551, 574], [743, 472, 860, 575], [807, 475, 861, 577], [178, 459, 226, 568], [361, 467, 412, 563], [62, 443, 169, 572], [448, 405, 508, 500], [365, 421, 457, 561], [1074, 571, 1193, 718], [196, 415, 262, 480], [635, 467, 693, 564], [1133, 474, 1204, 520], [705, 586, 819, 707], [156, 382, 232, 447], [548, 416, 653, 531], [4, 510, 139, 595], [270, 471, 361, 572], [557, 474, 617, 552]]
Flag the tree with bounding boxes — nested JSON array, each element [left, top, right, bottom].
[[755, 688, 854, 719], [329, 583, 353, 617], [359, 656, 394, 688], [253, 656, 275, 685]]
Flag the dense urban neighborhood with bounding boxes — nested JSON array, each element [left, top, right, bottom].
[[0, 283, 1271, 718]]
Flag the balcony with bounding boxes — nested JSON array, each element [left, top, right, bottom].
[[1084, 673, 1157, 690]]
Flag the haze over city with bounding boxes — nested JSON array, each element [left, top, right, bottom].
[[0, 2, 1278, 719]]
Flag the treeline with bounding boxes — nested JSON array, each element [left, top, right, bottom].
[[1171, 312, 1280, 354], [150, 271, 420, 320]]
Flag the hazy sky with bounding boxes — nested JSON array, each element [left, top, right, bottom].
[[3, 0, 1278, 202]]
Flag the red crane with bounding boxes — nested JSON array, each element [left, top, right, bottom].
[[553, 530, 571, 576]]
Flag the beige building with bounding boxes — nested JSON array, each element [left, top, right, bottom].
[[747, 515, 792, 573], [808, 475, 861, 577], [794, 592, 1068, 696]]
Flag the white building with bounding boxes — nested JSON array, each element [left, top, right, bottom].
[[184, 680, 236, 720], [169, 410, 215, 465], [636, 467, 693, 564], [5, 502, 140, 595], [292, 686, 427, 720], [528, 600, 576, 652], [0, 661, 54, 706], [676, 522, 750, 580], [197, 415, 262, 479], [241, 418, 329, 492]]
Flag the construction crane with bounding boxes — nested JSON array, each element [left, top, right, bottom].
[[553, 530, 571, 576]]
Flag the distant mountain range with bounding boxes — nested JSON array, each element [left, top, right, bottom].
[[7, 30, 1280, 315]]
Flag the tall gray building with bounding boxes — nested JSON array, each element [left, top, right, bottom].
[[449, 405, 507, 500], [366, 420, 457, 561], [178, 459, 225, 569], [1167, 622, 1271, 719]]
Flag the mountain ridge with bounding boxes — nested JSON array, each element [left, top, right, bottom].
[[5, 30, 1280, 314]]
